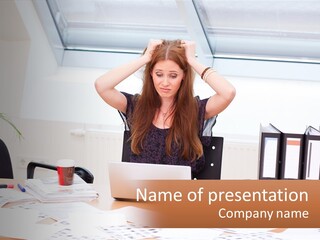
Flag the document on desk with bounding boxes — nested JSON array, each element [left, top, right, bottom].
[[0, 188, 35, 207], [25, 175, 98, 202], [7, 202, 319, 240], [3, 201, 128, 239], [0, 208, 64, 240], [9, 201, 102, 222], [277, 228, 320, 240], [213, 231, 284, 240], [159, 228, 222, 239]]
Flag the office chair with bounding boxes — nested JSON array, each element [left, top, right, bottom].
[[193, 115, 223, 179], [118, 110, 131, 164], [121, 130, 131, 164], [0, 138, 14, 179], [27, 161, 94, 184]]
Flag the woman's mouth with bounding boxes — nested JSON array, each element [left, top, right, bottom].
[[160, 88, 170, 93]]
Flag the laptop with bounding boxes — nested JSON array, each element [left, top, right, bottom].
[[108, 162, 191, 200]]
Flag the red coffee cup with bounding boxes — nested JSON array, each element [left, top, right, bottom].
[[57, 159, 75, 186]]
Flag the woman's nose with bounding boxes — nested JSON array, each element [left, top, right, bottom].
[[162, 77, 169, 85]]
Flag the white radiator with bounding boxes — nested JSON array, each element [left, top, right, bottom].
[[222, 141, 259, 180], [84, 130, 123, 184], [71, 128, 260, 182]]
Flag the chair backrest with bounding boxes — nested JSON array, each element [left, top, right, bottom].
[[121, 130, 131, 163], [0, 138, 14, 179], [74, 167, 94, 184], [192, 136, 223, 179], [27, 161, 94, 184]]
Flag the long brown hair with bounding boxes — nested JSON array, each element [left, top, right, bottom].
[[130, 40, 203, 161]]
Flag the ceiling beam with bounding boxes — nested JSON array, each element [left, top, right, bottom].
[[176, 0, 213, 66]]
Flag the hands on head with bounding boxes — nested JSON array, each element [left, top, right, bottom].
[[144, 39, 196, 63], [143, 39, 163, 61]]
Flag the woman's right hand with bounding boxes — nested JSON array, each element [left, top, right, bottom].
[[143, 39, 163, 62]]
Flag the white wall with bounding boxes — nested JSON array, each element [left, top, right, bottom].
[[1, 0, 320, 181]]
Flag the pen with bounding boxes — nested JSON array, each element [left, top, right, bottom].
[[0, 184, 14, 189], [17, 183, 26, 192]]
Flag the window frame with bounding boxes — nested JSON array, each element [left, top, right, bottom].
[[32, 0, 320, 82]]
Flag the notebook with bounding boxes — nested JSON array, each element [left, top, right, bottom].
[[108, 162, 191, 200]]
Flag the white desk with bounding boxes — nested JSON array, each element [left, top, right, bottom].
[[1, 179, 320, 240], [0, 179, 160, 239]]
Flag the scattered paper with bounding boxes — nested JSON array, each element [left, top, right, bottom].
[[0, 208, 63, 239], [0, 188, 36, 207], [159, 228, 222, 240]]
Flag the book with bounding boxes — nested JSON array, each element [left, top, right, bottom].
[[258, 123, 282, 179], [278, 130, 304, 180], [302, 126, 320, 180], [0, 188, 36, 207]]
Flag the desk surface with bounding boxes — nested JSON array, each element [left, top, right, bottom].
[[0, 178, 163, 240], [0, 178, 152, 215], [0, 178, 151, 236], [1, 179, 320, 240]]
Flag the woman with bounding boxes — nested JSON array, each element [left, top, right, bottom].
[[95, 39, 236, 174]]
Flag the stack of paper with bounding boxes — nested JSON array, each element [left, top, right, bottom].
[[25, 175, 98, 203], [0, 189, 36, 207]]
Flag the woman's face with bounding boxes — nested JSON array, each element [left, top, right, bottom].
[[151, 60, 184, 100]]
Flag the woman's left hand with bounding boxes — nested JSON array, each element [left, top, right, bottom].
[[181, 40, 196, 62]]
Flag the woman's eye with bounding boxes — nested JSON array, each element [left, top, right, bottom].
[[170, 75, 177, 79], [156, 73, 163, 77]]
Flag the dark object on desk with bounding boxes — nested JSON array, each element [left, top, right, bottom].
[[27, 161, 94, 183], [0, 184, 14, 188], [0, 138, 14, 179]]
